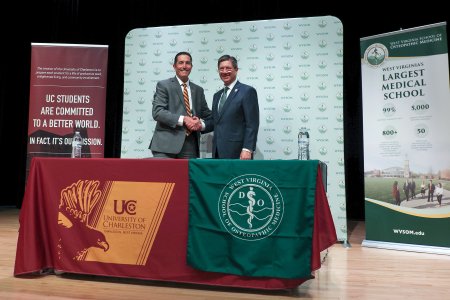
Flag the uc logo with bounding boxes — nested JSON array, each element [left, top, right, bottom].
[[114, 200, 137, 215]]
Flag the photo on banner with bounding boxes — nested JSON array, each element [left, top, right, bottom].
[[361, 22, 450, 253], [27, 43, 108, 177]]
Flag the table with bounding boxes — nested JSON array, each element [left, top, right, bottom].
[[14, 158, 336, 290]]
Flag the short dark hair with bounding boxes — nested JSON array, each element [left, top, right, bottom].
[[217, 55, 238, 69], [174, 51, 192, 64]]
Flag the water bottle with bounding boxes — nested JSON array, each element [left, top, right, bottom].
[[71, 131, 82, 158], [298, 129, 310, 160]]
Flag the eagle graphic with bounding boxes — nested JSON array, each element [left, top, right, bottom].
[[57, 180, 109, 261]]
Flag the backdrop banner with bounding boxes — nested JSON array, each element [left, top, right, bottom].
[[121, 16, 347, 242], [360, 22, 450, 254], [27, 43, 108, 176]]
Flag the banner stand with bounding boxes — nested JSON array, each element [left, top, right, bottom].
[[362, 240, 450, 256], [26, 43, 108, 180], [361, 22, 450, 253]]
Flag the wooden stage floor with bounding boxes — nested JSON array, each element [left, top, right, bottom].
[[1, 207, 449, 299]]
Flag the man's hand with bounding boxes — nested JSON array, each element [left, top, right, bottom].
[[184, 116, 202, 131], [240, 150, 252, 160]]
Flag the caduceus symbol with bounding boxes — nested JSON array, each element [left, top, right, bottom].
[[246, 187, 256, 228]]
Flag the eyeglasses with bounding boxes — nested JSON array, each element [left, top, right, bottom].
[[218, 67, 235, 72]]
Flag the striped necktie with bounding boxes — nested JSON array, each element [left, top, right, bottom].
[[182, 83, 192, 135]]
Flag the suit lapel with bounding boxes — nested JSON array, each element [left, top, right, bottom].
[[190, 85, 196, 116], [172, 77, 184, 106]]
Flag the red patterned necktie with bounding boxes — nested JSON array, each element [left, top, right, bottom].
[[182, 83, 192, 135]]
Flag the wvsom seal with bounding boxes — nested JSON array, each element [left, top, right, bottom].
[[218, 174, 284, 241]]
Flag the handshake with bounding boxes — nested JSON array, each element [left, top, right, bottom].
[[184, 116, 202, 131]]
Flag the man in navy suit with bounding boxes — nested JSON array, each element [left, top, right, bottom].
[[204, 55, 259, 159], [150, 52, 211, 158]]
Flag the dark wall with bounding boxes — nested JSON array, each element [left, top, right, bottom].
[[0, 1, 448, 221]]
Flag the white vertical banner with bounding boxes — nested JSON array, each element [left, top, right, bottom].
[[121, 16, 347, 242], [361, 23, 450, 253]]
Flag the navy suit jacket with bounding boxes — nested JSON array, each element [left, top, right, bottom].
[[150, 77, 211, 154], [205, 81, 259, 158]]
